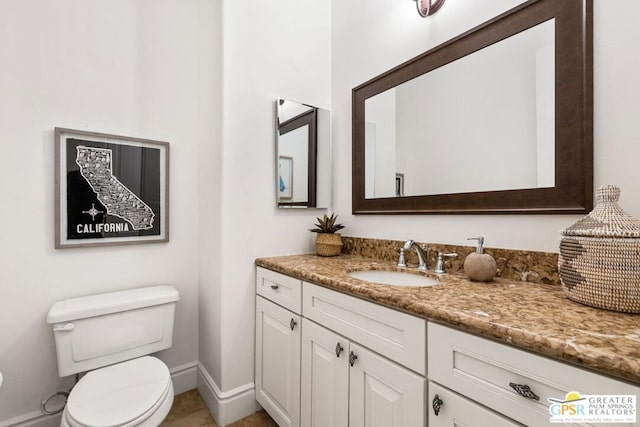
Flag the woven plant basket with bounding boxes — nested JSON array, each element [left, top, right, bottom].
[[559, 185, 640, 313], [316, 233, 343, 257]]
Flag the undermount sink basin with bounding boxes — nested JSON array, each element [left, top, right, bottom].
[[348, 270, 439, 287]]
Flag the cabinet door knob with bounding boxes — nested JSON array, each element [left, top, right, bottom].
[[270, 284, 279, 290], [349, 351, 358, 367], [509, 382, 540, 401], [432, 394, 443, 416], [290, 318, 297, 330], [335, 342, 344, 357]]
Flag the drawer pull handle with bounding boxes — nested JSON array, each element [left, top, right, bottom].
[[349, 351, 358, 367], [509, 382, 540, 401], [432, 394, 443, 416], [270, 284, 279, 290], [335, 342, 344, 358], [290, 318, 297, 330]]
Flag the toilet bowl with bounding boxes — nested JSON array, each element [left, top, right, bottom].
[[47, 286, 180, 427], [60, 357, 173, 427]]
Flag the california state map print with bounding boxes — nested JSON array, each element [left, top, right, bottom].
[[65, 138, 161, 240]]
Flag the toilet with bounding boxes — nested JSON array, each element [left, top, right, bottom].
[[47, 285, 180, 427]]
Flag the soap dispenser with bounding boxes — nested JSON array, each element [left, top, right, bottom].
[[463, 237, 497, 282]]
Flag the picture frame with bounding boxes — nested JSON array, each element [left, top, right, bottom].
[[395, 173, 405, 197], [55, 128, 169, 248], [278, 155, 293, 200]]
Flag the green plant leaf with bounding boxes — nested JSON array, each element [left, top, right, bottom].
[[310, 213, 345, 233]]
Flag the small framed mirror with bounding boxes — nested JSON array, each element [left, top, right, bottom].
[[276, 98, 331, 208]]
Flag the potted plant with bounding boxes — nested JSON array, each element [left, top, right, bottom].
[[310, 213, 345, 257]]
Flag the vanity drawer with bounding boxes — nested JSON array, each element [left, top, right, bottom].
[[256, 267, 302, 314], [428, 382, 521, 427], [302, 282, 426, 375], [428, 323, 639, 427]]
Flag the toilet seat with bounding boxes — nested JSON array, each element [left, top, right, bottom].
[[63, 356, 173, 427]]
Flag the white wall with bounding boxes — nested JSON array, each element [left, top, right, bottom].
[[197, 0, 331, 400], [536, 43, 555, 188], [279, 101, 313, 123], [365, 90, 397, 198], [198, 0, 224, 398], [332, 0, 640, 253], [0, 0, 214, 421], [395, 21, 553, 195]]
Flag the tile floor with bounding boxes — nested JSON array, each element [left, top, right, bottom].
[[161, 389, 277, 427]]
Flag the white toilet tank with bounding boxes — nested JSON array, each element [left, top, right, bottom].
[[47, 285, 179, 377]]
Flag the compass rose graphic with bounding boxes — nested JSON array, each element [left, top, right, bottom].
[[82, 203, 104, 221]]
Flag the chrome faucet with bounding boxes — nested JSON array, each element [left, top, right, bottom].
[[403, 240, 428, 271]]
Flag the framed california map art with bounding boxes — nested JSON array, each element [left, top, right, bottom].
[[55, 128, 169, 248]]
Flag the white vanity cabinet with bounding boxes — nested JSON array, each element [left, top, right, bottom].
[[256, 266, 639, 427], [256, 267, 426, 427], [255, 268, 303, 427], [301, 318, 425, 427]]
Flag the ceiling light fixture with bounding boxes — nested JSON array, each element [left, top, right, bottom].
[[415, 0, 445, 18]]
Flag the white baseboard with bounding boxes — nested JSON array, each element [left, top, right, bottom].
[[0, 361, 199, 427], [197, 362, 260, 427], [169, 360, 198, 394]]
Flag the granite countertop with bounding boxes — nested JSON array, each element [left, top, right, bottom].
[[255, 254, 640, 384]]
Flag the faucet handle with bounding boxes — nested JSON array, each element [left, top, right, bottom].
[[439, 252, 458, 259], [397, 248, 407, 268], [434, 252, 458, 274]]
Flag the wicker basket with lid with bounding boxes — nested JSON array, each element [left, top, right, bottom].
[[559, 185, 640, 313]]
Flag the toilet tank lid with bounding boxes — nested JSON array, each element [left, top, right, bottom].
[[47, 285, 179, 324]]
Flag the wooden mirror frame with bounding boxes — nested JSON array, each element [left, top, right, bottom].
[[352, 0, 593, 214], [277, 108, 318, 207]]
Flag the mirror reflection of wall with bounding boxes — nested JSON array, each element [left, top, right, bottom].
[[276, 98, 331, 208], [364, 19, 555, 199]]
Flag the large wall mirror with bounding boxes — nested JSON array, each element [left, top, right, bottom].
[[276, 98, 331, 208], [352, 0, 592, 214]]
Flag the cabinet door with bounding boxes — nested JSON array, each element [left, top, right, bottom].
[[349, 343, 425, 427], [255, 296, 301, 427], [428, 382, 522, 427], [301, 319, 349, 427]]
